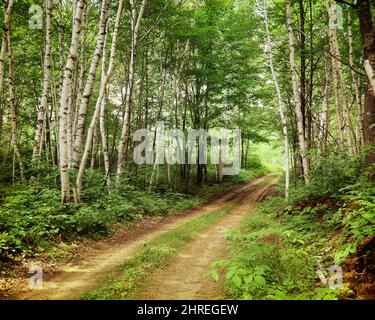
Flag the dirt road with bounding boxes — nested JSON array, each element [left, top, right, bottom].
[[15, 174, 278, 300], [138, 175, 279, 300]]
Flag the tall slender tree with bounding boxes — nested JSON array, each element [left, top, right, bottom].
[[59, 0, 84, 203], [32, 0, 53, 163]]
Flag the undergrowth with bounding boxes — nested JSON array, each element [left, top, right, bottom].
[[0, 166, 267, 262], [211, 163, 375, 300]]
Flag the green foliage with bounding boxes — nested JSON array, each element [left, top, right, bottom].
[[211, 208, 324, 299], [290, 152, 364, 202], [214, 167, 374, 300], [210, 190, 351, 300], [0, 186, 62, 260], [334, 182, 375, 263]]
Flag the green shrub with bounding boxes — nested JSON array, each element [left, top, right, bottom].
[[0, 166, 268, 262], [0, 186, 62, 260], [69, 207, 111, 237], [334, 182, 375, 263], [290, 152, 363, 202], [210, 206, 323, 300]]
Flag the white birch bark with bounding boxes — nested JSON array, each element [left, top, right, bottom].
[[90, 124, 97, 169], [99, 94, 110, 182], [75, 0, 124, 199], [262, 4, 289, 198], [6, 13, 26, 182], [325, 0, 355, 153], [328, 32, 344, 147], [71, 0, 110, 167], [319, 52, 330, 153], [57, 0, 65, 93], [32, 0, 52, 162], [286, 0, 309, 184], [71, 2, 88, 163], [116, 0, 148, 181], [333, 29, 355, 154], [59, 0, 84, 203]]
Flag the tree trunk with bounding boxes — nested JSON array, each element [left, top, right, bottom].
[[32, 0, 52, 163], [355, 0, 375, 179], [348, 14, 363, 150], [263, 4, 289, 198], [59, 0, 84, 203], [116, 0, 148, 181], [319, 52, 330, 153], [71, 2, 88, 164], [286, 0, 309, 184], [0, 0, 14, 142], [329, 34, 345, 148], [71, 0, 109, 168], [299, 0, 307, 141], [6, 10, 26, 182], [75, 0, 124, 200], [326, 0, 355, 154]]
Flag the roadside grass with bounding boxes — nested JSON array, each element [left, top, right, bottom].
[[210, 201, 349, 300], [81, 202, 236, 300]]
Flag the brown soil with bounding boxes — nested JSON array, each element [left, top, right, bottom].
[[4, 174, 278, 300], [343, 237, 375, 300]]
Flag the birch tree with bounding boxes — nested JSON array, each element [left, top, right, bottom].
[[6, 6, 26, 182], [59, 0, 84, 203], [32, 0, 52, 163], [286, 0, 309, 184], [71, 0, 110, 167], [319, 52, 330, 153], [328, 29, 344, 147], [262, 2, 289, 198], [116, 0, 148, 181], [348, 14, 363, 149], [336, 0, 375, 178], [325, 0, 355, 154], [76, 0, 124, 200]]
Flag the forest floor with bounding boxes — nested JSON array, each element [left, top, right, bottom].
[[5, 174, 278, 300]]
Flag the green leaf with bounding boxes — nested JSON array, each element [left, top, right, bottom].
[[232, 275, 242, 288], [254, 274, 266, 286]]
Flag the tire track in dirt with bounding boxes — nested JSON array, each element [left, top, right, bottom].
[[138, 175, 280, 300], [13, 174, 275, 300]]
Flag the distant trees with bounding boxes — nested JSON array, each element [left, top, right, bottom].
[[6, 0, 25, 183], [257, 0, 374, 188], [0, 0, 266, 202], [116, 0, 148, 181], [0, 0, 373, 202]]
